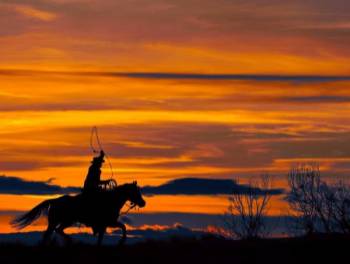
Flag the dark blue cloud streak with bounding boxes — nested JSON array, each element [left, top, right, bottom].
[[0, 175, 80, 195], [0, 176, 283, 196], [1, 69, 350, 83]]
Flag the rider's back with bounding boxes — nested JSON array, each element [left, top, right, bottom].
[[83, 164, 101, 192]]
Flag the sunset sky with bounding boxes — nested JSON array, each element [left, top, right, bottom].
[[1, 0, 350, 233]]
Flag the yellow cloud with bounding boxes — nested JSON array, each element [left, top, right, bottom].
[[14, 5, 57, 22], [0, 109, 303, 135]]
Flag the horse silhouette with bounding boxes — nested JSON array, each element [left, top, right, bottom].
[[11, 181, 146, 246]]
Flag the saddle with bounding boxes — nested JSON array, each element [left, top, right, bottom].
[[78, 181, 119, 225]]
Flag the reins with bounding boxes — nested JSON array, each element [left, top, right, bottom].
[[120, 203, 137, 216]]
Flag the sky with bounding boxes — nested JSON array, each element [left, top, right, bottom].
[[0, 0, 350, 234]]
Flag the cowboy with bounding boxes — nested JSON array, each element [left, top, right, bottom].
[[83, 150, 116, 193]]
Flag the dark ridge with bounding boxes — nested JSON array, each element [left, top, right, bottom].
[[142, 177, 284, 195]]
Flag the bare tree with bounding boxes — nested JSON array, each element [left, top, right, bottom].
[[224, 174, 272, 239], [287, 165, 350, 235], [287, 165, 322, 234], [328, 181, 350, 233]]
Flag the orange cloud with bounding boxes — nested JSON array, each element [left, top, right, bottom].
[[13, 5, 57, 21]]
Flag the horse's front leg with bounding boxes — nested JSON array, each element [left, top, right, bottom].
[[110, 221, 127, 245]]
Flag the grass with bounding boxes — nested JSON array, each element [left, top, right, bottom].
[[0, 234, 349, 264]]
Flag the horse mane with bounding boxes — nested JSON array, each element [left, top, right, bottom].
[[102, 182, 135, 196], [115, 182, 137, 191]]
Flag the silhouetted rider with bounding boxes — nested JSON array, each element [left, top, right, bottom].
[[83, 150, 116, 193]]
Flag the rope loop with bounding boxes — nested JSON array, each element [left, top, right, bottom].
[[90, 126, 115, 179]]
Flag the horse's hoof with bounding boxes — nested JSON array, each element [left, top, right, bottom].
[[117, 237, 126, 247]]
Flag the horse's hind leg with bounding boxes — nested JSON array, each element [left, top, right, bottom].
[[56, 224, 72, 245], [42, 222, 55, 245], [97, 227, 106, 246]]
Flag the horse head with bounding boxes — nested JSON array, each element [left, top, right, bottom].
[[123, 181, 146, 208]]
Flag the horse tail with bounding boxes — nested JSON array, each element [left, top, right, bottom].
[[11, 199, 54, 229]]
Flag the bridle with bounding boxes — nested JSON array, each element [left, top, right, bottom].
[[120, 202, 137, 216], [119, 186, 142, 216]]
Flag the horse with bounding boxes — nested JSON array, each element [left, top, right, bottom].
[[11, 181, 146, 246]]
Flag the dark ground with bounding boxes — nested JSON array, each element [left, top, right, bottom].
[[0, 234, 349, 264]]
